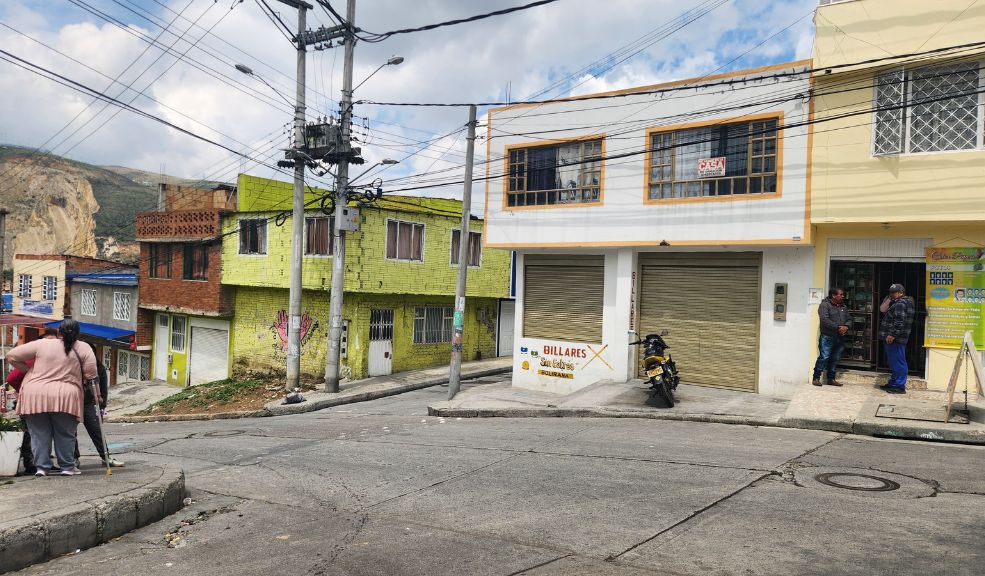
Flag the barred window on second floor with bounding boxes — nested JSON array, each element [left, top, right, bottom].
[[507, 139, 603, 207], [873, 63, 982, 155]]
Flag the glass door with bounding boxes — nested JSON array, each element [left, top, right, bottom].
[[831, 262, 877, 369]]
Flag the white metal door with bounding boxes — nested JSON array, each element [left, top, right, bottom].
[[154, 314, 169, 380], [368, 309, 394, 377], [497, 300, 515, 357], [188, 327, 229, 385]]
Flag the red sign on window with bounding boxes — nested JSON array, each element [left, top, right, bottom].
[[697, 157, 726, 178]]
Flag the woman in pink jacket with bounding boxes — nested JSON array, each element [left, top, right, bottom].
[[8, 319, 96, 476]]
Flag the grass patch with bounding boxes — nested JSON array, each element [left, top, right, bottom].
[[139, 379, 266, 415]]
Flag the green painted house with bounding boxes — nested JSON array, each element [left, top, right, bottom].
[[221, 174, 512, 381]]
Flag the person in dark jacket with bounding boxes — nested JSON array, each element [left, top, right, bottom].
[[812, 288, 850, 386], [878, 283, 915, 394], [74, 353, 124, 467]]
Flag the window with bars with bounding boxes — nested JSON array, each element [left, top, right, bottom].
[[149, 244, 172, 279], [238, 219, 267, 255], [305, 216, 333, 256], [873, 63, 982, 155], [80, 289, 97, 316], [118, 350, 150, 381], [369, 309, 394, 341], [386, 220, 425, 261], [507, 138, 603, 207], [450, 230, 482, 267], [413, 306, 454, 344], [42, 276, 58, 301], [647, 118, 779, 200], [113, 292, 132, 321], [182, 244, 209, 280], [18, 274, 31, 298], [102, 346, 112, 371], [170, 316, 186, 352]]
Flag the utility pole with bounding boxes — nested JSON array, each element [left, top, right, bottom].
[[278, 0, 311, 392], [0, 208, 8, 296], [447, 105, 478, 400], [324, 0, 356, 392]]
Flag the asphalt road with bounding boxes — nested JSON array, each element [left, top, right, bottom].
[[15, 375, 985, 575]]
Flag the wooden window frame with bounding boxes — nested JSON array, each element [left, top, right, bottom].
[[238, 218, 267, 255], [149, 244, 172, 279], [503, 135, 605, 210], [182, 244, 209, 281]]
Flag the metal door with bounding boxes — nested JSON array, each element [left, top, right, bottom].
[[154, 314, 169, 380], [497, 300, 515, 356], [368, 309, 394, 376], [189, 326, 229, 385]]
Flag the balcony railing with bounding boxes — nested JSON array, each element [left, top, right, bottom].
[[136, 208, 226, 240]]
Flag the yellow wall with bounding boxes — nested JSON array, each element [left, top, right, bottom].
[[12, 259, 66, 320], [814, 0, 985, 71], [810, 222, 985, 390]]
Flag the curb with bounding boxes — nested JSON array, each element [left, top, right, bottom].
[[106, 366, 512, 423], [428, 406, 985, 445], [0, 464, 186, 574]]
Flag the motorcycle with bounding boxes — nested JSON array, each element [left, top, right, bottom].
[[631, 331, 680, 407]]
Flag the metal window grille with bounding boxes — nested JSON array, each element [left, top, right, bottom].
[[413, 306, 454, 344], [369, 309, 394, 341], [18, 274, 31, 298], [117, 351, 149, 381], [42, 276, 58, 301], [102, 346, 112, 370], [873, 70, 905, 155], [170, 316, 186, 352], [81, 289, 97, 316], [113, 292, 131, 321], [909, 63, 979, 153]]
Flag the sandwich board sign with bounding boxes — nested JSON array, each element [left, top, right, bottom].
[[944, 331, 985, 423]]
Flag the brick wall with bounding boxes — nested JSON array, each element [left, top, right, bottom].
[[138, 241, 231, 316]]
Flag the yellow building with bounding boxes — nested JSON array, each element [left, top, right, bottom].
[[811, 0, 985, 388]]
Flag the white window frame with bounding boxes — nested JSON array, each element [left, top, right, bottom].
[[872, 62, 984, 157], [17, 274, 31, 299], [450, 229, 483, 268], [412, 306, 454, 344], [385, 219, 426, 263], [118, 350, 150, 381], [170, 315, 187, 353], [238, 217, 268, 255], [112, 291, 132, 321], [102, 346, 112, 371], [42, 276, 58, 301], [304, 215, 333, 257], [80, 288, 97, 317]]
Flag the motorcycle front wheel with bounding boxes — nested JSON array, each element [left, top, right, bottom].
[[657, 374, 675, 408]]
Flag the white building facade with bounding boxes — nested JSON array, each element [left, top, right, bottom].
[[484, 61, 815, 397]]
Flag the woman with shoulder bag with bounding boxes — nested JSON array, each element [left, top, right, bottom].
[[7, 319, 96, 476]]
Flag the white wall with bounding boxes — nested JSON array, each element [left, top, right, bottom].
[[758, 246, 816, 397], [485, 64, 811, 248]]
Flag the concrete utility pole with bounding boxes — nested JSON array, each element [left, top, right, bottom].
[[0, 208, 8, 295], [284, 0, 308, 391], [447, 105, 478, 400], [324, 0, 356, 392]]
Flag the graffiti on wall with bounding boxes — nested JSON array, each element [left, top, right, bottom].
[[271, 310, 320, 354]]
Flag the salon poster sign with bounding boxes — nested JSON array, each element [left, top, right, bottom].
[[925, 247, 985, 348]]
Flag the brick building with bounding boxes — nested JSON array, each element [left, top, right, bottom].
[[135, 184, 234, 386]]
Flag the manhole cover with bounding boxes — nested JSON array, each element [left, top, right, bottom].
[[814, 472, 900, 492]]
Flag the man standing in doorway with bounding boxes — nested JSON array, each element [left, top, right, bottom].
[[879, 283, 915, 394], [812, 288, 850, 387]]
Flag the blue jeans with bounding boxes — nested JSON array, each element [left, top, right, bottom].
[[813, 334, 845, 381], [883, 341, 908, 390]]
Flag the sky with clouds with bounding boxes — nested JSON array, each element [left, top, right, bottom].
[[0, 0, 816, 202]]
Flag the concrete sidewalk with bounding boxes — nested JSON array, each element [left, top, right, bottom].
[[429, 373, 985, 444], [0, 461, 185, 573], [108, 357, 513, 422]]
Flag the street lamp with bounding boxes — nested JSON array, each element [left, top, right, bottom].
[[350, 158, 398, 185], [234, 64, 294, 107], [351, 55, 404, 94]]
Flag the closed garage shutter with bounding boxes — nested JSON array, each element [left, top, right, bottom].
[[638, 254, 760, 391], [523, 256, 604, 343], [189, 326, 229, 385]]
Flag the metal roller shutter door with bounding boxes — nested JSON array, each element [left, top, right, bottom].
[[523, 259, 604, 343], [189, 327, 229, 385], [638, 258, 760, 391]]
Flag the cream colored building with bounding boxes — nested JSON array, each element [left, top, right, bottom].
[[811, 0, 985, 388]]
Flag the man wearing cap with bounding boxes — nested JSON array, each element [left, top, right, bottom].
[[878, 283, 915, 394], [812, 287, 849, 387]]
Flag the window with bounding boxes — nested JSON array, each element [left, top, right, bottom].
[[80, 289, 97, 316], [102, 346, 112, 371], [42, 276, 57, 301], [149, 244, 172, 279], [305, 216, 333, 256], [450, 230, 482, 267], [647, 118, 779, 200], [17, 274, 31, 298], [118, 350, 150, 382], [239, 219, 267, 255], [413, 306, 454, 344], [874, 63, 981, 155], [182, 244, 209, 280], [170, 316, 186, 352], [386, 220, 425, 261], [507, 138, 603, 207], [113, 292, 132, 321]]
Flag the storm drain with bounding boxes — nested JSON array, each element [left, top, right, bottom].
[[814, 472, 900, 492]]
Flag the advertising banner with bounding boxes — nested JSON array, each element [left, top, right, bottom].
[[697, 157, 726, 178], [925, 247, 985, 348]]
